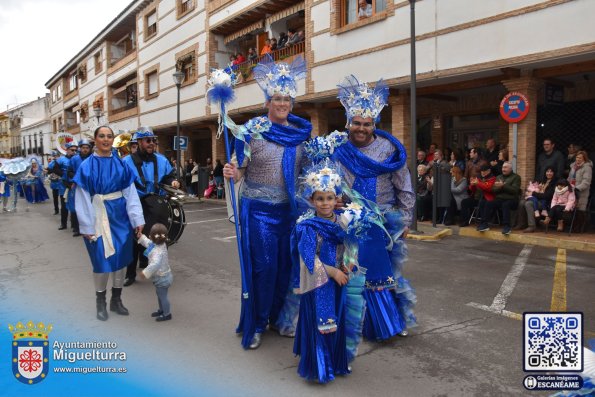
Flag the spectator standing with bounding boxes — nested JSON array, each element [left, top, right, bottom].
[[567, 151, 592, 230], [491, 148, 508, 176], [464, 147, 487, 181], [444, 166, 468, 226], [431, 149, 452, 222], [482, 161, 521, 235], [278, 32, 288, 48], [270, 38, 278, 51], [536, 138, 565, 182], [485, 138, 499, 166], [247, 48, 258, 61], [260, 39, 272, 55], [449, 148, 466, 172], [425, 143, 437, 163], [285, 29, 299, 47], [358, 0, 372, 19], [185, 159, 194, 196], [213, 159, 224, 189], [416, 150, 427, 167], [565, 143, 582, 177], [190, 160, 199, 197], [416, 164, 433, 221]]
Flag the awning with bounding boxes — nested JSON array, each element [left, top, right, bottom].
[[266, 2, 304, 26], [224, 20, 264, 44]]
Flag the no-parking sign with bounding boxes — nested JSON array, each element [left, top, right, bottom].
[[500, 92, 530, 123]]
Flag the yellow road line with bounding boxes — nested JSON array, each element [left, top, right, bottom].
[[550, 248, 567, 312]]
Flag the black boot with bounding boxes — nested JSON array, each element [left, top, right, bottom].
[[96, 291, 108, 321], [110, 288, 129, 315]]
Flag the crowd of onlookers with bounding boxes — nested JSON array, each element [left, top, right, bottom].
[[416, 138, 594, 235], [228, 29, 305, 68], [174, 157, 225, 199]]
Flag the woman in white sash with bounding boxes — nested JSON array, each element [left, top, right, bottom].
[[74, 126, 145, 321]]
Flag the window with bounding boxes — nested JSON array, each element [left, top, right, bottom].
[[144, 66, 160, 99], [109, 75, 138, 116], [177, 0, 195, 18], [145, 10, 157, 39], [175, 46, 198, 86], [78, 63, 87, 84], [94, 51, 103, 74], [69, 73, 77, 92], [340, 0, 387, 26], [57, 84, 62, 99], [52, 89, 57, 103]]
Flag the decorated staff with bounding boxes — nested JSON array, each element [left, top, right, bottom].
[[221, 54, 312, 349]]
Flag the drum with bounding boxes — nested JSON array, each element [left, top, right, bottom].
[[166, 198, 186, 246]]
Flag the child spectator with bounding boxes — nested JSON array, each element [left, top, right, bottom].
[[235, 52, 246, 64], [138, 223, 173, 322], [543, 179, 575, 232], [260, 39, 272, 55]]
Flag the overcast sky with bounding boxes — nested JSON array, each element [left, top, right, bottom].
[[0, 0, 128, 111]]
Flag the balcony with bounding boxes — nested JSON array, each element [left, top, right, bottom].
[[108, 78, 138, 122], [231, 41, 305, 83]]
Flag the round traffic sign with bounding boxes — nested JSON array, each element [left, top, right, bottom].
[[500, 92, 530, 123]]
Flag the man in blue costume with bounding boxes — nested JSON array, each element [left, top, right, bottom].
[[122, 126, 180, 286], [332, 75, 417, 341], [68, 138, 93, 237], [55, 141, 78, 231], [47, 150, 62, 215], [74, 126, 144, 321], [223, 54, 312, 349]]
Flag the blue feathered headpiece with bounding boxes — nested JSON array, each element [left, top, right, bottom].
[[253, 54, 306, 100], [337, 75, 389, 123], [300, 158, 343, 201], [304, 130, 349, 164], [207, 68, 238, 106]]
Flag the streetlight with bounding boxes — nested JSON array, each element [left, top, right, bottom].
[[93, 105, 103, 125], [172, 70, 185, 179]]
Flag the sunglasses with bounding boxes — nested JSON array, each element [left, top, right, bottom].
[[142, 137, 158, 143]]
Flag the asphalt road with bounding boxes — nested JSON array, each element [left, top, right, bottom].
[[1, 197, 593, 396]]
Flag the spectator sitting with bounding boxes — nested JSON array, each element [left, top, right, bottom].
[[537, 138, 565, 182], [270, 38, 278, 51], [481, 161, 521, 235], [521, 167, 556, 233], [235, 52, 246, 64], [247, 47, 258, 61], [466, 164, 496, 230], [278, 32, 288, 48], [543, 179, 576, 232], [358, 0, 373, 19], [416, 150, 427, 167], [260, 39, 272, 55], [444, 166, 468, 226]]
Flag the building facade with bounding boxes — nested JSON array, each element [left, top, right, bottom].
[[46, 0, 595, 186]]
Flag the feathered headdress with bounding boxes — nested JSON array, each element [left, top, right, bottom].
[[337, 75, 389, 123], [252, 54, 307, 100], [300, 158, 343, 200]]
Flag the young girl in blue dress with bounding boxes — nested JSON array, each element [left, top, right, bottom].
[[292, 160, 367, 383]]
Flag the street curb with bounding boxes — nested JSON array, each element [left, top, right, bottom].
[[457, 227, 595, 253], [407, 227, 452, 241], [183, 198, 227, 206]]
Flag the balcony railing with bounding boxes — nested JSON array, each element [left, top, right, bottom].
[[230, 41, 305, 83]]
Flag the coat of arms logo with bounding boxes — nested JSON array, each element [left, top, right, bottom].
[[8, 321, 53, 384]]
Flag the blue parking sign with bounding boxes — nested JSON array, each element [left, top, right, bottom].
[[174, 136, 188, 150]]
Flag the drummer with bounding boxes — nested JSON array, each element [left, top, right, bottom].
[[122, 126, 180, 287]]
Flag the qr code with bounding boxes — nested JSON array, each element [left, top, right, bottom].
[[523, 313, 583, 372]]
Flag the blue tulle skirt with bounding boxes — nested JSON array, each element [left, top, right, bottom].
[[23, 180, 49, 203], [293, 270, 366, 383]]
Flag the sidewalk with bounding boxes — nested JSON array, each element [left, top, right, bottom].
[[411, 221, 595, 253]]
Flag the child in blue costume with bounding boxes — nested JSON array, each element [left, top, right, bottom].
[[292, 160, 367, 383]]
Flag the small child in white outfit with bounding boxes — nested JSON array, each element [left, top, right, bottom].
[[138, 223, 173, 322]]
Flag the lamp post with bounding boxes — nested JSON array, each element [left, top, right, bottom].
[[93, 105, 103, 126], [172, 70, 185, 179], [409, 0, 418, 232]]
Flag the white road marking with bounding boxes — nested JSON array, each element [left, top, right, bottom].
[[212, 235, 237, 242], [186, 218, 230, 225], [467, 244, 533, 319], [184, 207, 227, 213]]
